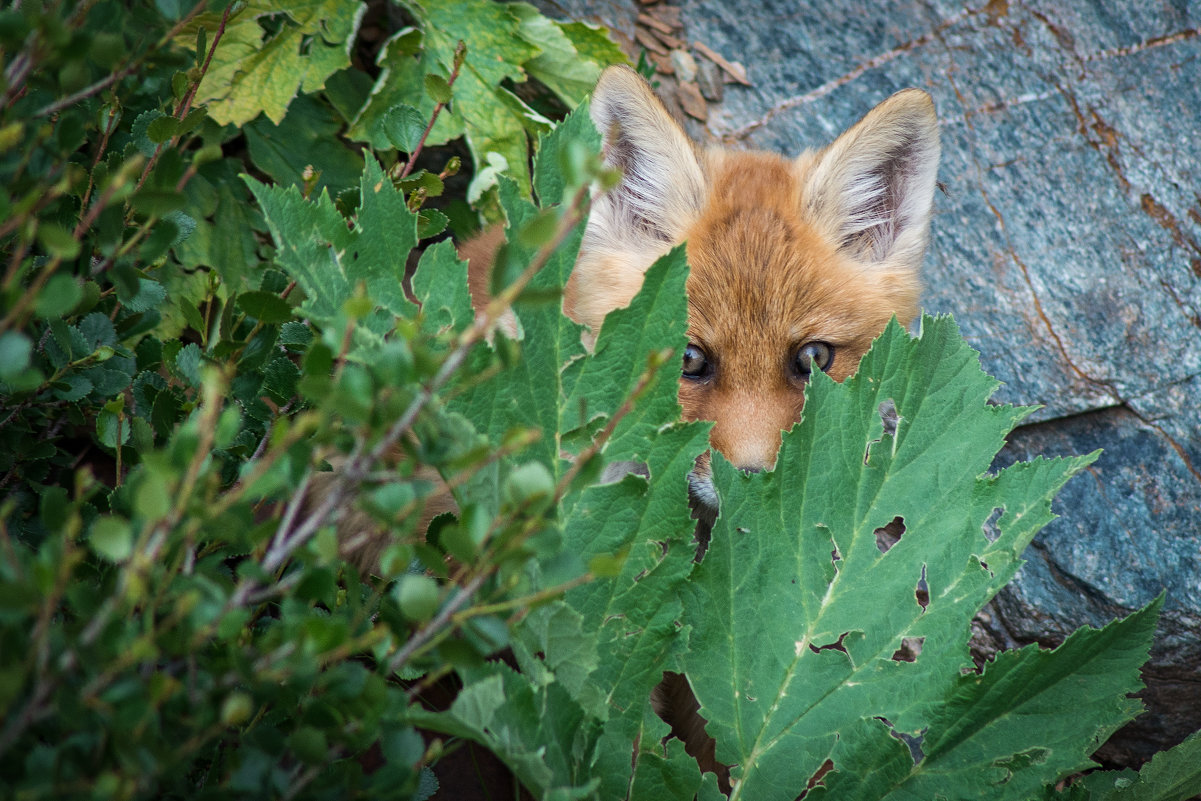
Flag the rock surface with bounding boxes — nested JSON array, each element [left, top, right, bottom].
[[540, 0, 1201, 767]]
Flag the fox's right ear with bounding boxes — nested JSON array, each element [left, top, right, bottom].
[[588, 65, 706, 247]]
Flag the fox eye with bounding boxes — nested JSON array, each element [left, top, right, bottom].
[[682, 343, 711, 379], [794, 341, 834, 378]]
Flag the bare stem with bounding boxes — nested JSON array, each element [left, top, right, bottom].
[[34, 63, 138, 118], [397, 40, 466, 181]]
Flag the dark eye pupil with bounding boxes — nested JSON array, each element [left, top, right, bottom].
[[682, 344, 709, 378], [795, 342, 833, 376]]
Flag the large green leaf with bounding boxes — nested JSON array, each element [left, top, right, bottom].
[[679, 315, 1116, 801], [413, 106, 708, 798]]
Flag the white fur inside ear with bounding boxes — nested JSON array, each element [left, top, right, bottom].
[[804, 89, 940, 269], [587, 65, 707, 249]]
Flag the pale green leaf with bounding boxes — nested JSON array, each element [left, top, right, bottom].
[[0, 332, 33, 380], [187, 0, 365, 126], [89, 517, 133, 562], [510, 4, 626, 107]]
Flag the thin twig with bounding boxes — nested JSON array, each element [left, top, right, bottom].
[[79, 105, 122, 217], [134, 2, 234, 194], [34, 63, 138, 118], [173, 2, 233, 124], [397, 40, 466, 181], [250, 398, 296, 462], [387, 570, 491, 675]]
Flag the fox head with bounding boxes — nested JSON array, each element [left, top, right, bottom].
[[564, 65, 940, 511]]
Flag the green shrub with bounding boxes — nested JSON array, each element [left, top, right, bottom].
[[2, 2, 1199, 800]]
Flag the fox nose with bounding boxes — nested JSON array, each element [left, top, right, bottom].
[[716, 433, 781, 472], [705, 391, 799, 472]]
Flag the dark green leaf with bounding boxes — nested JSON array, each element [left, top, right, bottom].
[[237, 290, 293, 324], [129, 188, 187, 216], [146, 115, 180, 144], [244, 94, 365, 195], [117, 277, 168, 313], [131, 109, 168, 157], [78, 312, 116, 349], [262, 356, 300, 404]]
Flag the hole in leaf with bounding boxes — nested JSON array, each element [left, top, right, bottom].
[[982, 506, 1003, 542], [879, 398, 899, 436], [798, 759, 835, 798], [891, 636, 925, 662], [874, 516, 906, 554], [864, 399, 902, 464], [915, 564, 929, 610], [896, 730, 926, 764], [810, 631, 849, 654], [877, 717, 925, 764]]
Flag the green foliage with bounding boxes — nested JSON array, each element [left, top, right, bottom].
[[1, 2, 1199, 801]]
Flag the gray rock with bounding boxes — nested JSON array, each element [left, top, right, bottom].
[[541, 0, 1201, 766]]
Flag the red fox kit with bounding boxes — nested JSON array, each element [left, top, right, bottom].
[[528, 64, 939, 788]]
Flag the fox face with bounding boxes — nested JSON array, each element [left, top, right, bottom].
[[565, 66, 940, 516]]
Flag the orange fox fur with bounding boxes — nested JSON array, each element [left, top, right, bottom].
[[338, 64, 940, 789]]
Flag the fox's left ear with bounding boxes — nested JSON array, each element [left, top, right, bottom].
[[802, 89, 940, 272]]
